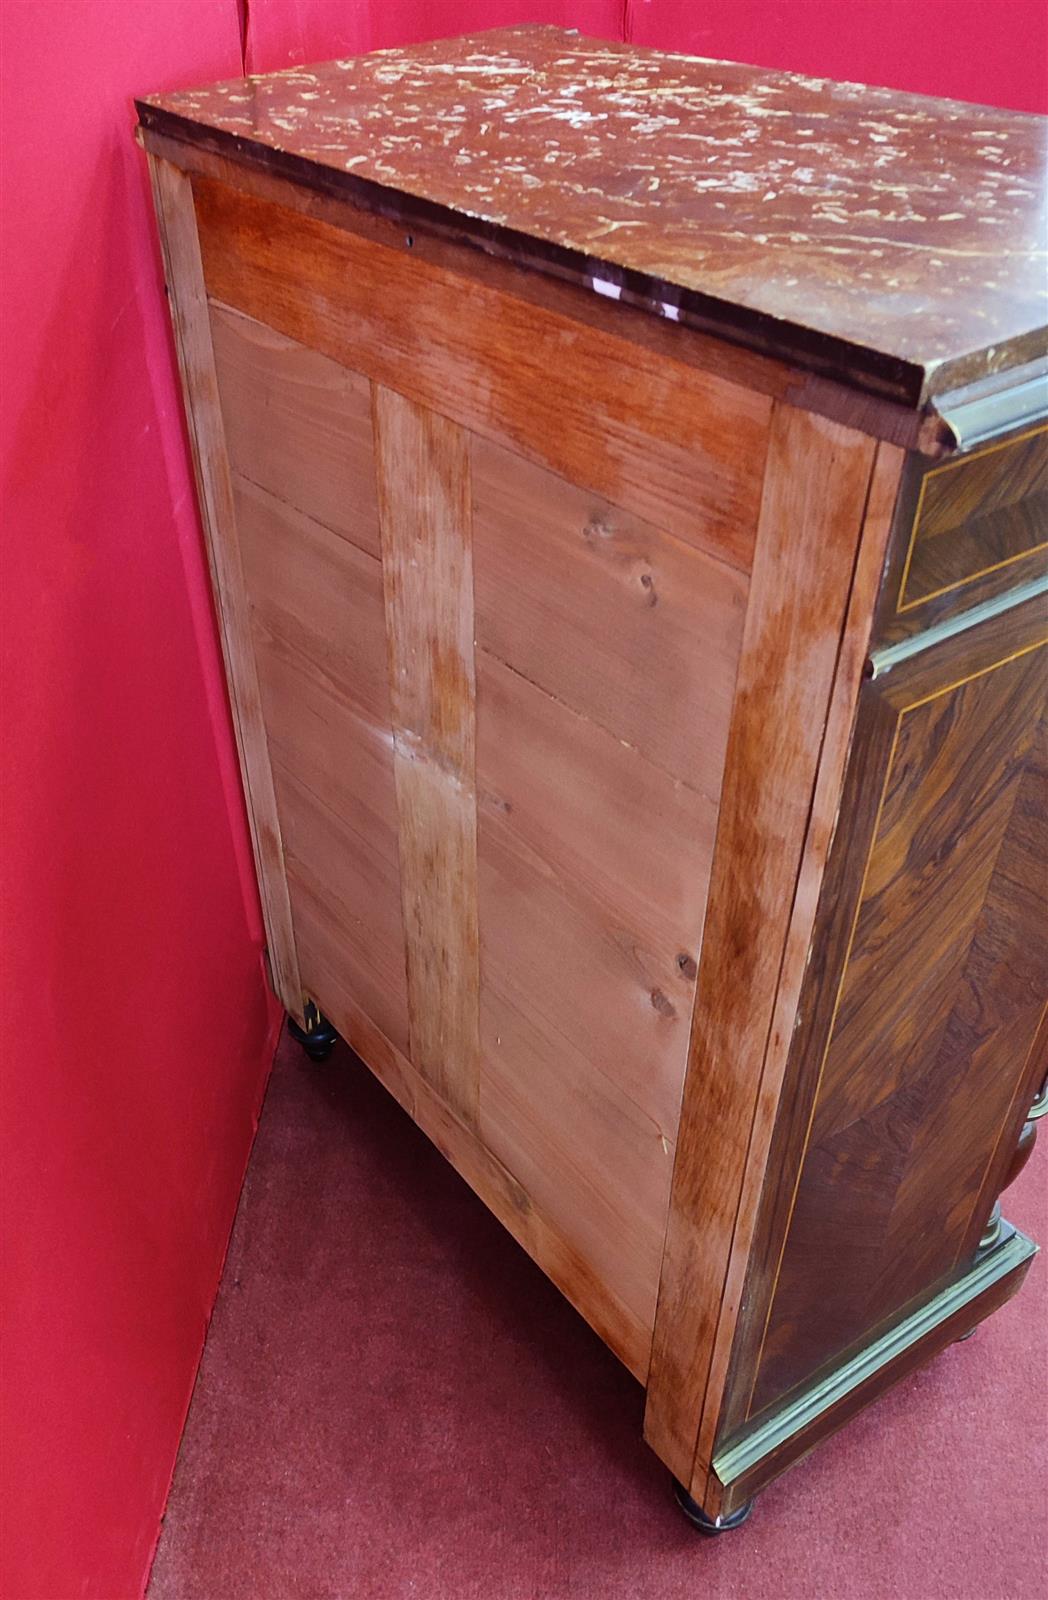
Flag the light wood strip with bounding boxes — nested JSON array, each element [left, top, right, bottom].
[[296, 926, 650, 1381], [147, 155, 302, 1012], [373, 385, 481, 1125], [192, 175, 770, 574], [643, 404, 879, 1486]]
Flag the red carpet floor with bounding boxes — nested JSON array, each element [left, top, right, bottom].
[[148, 1029, 1048, 1600]]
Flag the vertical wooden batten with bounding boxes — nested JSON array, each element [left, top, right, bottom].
[[644, 404, 882, 1492], [146, 154, 302, 1014], [372, 384, 481, 1126]]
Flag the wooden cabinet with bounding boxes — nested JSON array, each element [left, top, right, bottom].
[[137, 27, 1047, 1530]]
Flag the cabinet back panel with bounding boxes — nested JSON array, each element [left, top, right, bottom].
[[202, 217, 751, 1348], [192, 174, 770, 575]]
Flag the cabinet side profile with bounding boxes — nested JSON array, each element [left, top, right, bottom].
[[649, 421, 1047, 1522], [136, 27, 1047, 1536]]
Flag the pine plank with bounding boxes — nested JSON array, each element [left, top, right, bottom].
[[210, 302, 381, 559], [372, 385, 481, 1126]]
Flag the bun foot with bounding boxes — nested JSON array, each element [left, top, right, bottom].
[[672, 1480, 755, 1535], [288, 1007, 339, 1062]]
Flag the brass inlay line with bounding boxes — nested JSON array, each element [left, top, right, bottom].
[[719, 1224, 1037, 1486], [895, 423, 1047, 614], [872, 575, 1048, 678], [900, 542, 1048, 613], [745, 634, 1047, 1422]]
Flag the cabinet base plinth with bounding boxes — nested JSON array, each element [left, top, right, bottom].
[[711, 1221, 1037, 1507]]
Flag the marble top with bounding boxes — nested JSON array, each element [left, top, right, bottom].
[[138, 26, 1048, 406]]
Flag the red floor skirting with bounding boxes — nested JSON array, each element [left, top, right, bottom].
[[149, 1029, 1048, 1600]]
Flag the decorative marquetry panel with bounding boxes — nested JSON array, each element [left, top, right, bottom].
[[878, 424, 1048, 643], [735, 593, 1048, 1427]]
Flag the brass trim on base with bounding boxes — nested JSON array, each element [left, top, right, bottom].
[[713, 1221, 1038, 1488]]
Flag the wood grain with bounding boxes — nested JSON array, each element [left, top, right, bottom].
[[373, 385, 480, 1126], [901, 425, 1047, 610], [210, 302, 381, 559], [695, 440, 905, 1454], [747, 624, 1048, 1419], [475, 651, 721, 1337], [141, 125, 942, 456], [232, 474, 390, 729], [296, 923, 650, 1380], [877, 425, 1048, 647], [278, 764, 410, 1057], [476, 649, 720, 963], [643, 403, 878, 1486], [714, 1229, 1037, 1517], [146, 155, 302, 1012], [192, 175, 770, 574], [472, 439, 747, 793], [725, 586, 1048, 1464], [228, 470, 410, 1053]]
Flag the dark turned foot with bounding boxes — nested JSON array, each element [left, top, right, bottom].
[[955, 1327, 978, 1342], [672, 1479, 755, 1535], [287, 1008, 339, 1062]]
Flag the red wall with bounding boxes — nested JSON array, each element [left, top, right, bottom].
[[242, 2, 619, 71], [627, 0, 1048, 113], [245, 0, 1047, 110], [1, 4, 1043, 1599], [0, 5, 278, 1598]]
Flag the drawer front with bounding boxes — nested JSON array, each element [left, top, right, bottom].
[[877, 423, 1047, 644]]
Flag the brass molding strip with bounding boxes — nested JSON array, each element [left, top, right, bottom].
[[870, 573, 1048, 679], [714, 1223, 1038, 1488], [933, 358, 1048, 453]]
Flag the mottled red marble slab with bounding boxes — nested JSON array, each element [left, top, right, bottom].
[[138, 26, 1048, 405]]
